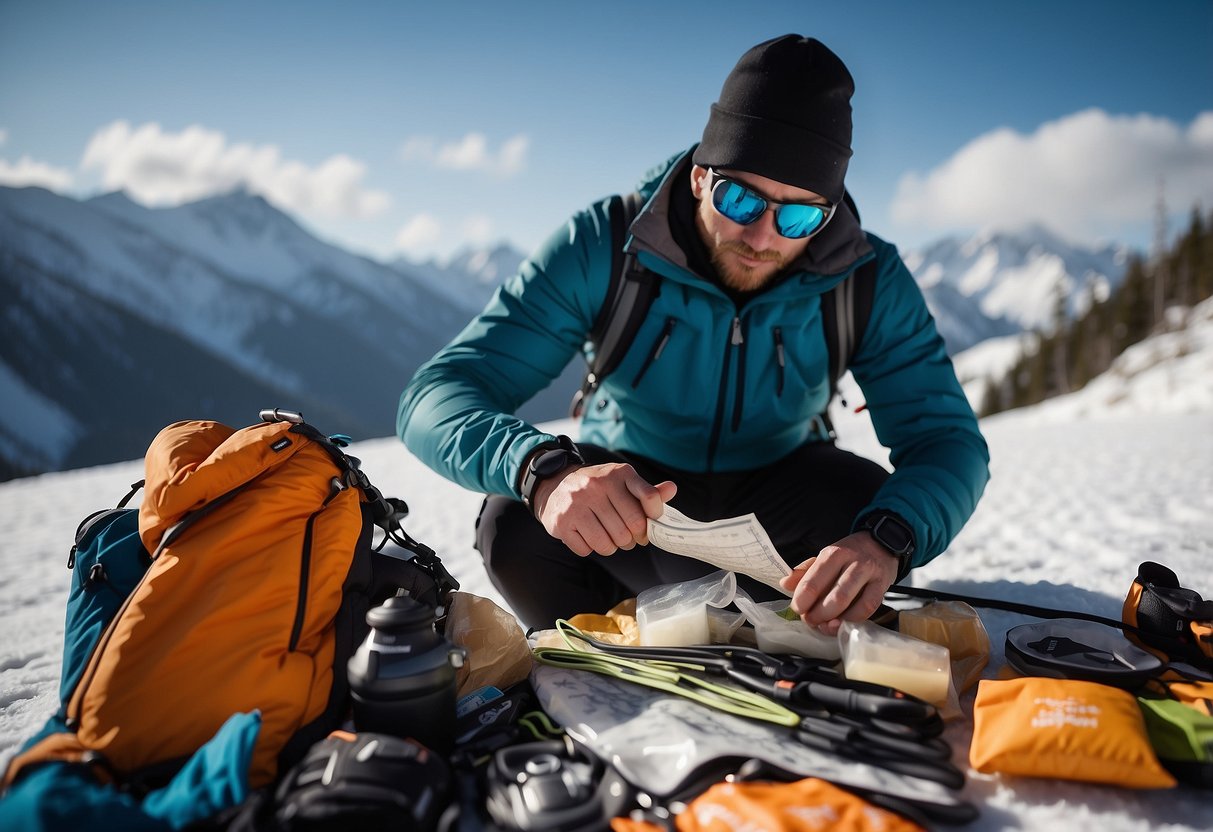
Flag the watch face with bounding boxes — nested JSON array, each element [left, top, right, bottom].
[[533, 449, 573, 478], [872, 515, 913, 555]]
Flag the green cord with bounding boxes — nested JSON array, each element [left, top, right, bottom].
[[534, 621, 801, 728], [517, 710, 563, 740]]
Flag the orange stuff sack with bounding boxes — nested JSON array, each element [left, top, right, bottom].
[[970, 677, 1177, 789], [611, 781, 921, 832], [610, 777, 925, 832]]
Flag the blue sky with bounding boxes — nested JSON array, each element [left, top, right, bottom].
[[2, 0, 1210, 263]]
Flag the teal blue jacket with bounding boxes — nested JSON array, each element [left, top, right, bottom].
[[398, 150, 989, 566]]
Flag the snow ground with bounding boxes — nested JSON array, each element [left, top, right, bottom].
[[1, 330, 1211, 828]]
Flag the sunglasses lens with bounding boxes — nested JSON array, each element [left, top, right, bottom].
[[711, 173, 830, 239], [774, 204, 827, 239], [712, 179, 767, 225]]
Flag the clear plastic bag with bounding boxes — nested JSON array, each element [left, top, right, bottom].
[[636, 570, 737, 646], [732, 587, 841, 660], [839, 620, 952, 705], [897, 600, 990, 694]]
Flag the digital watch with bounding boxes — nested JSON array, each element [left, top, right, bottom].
[[519, 435, 585, 515], [860, 511, 916, 581]]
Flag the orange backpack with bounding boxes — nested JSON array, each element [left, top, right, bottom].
[[3, 411, 456, 792]]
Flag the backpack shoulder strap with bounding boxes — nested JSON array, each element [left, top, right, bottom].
[[820, 253, 878, 406], [570, 191, 657, 417], [817, 189, 876, 406]]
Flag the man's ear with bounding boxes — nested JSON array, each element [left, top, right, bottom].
[[689, 164, 710, 199]]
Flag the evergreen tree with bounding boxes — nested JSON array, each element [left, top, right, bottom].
[[1115, 255, 1152, 353], [977, 201, 1210, 419]]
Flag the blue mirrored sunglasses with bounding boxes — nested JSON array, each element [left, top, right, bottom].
[[708, 169, 834, 240]]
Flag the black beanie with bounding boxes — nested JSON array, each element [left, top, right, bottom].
[[693, 35, 854, 204]]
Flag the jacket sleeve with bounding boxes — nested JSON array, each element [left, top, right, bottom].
[[397, 204, 612, 498], [848, 235, 991, 565]]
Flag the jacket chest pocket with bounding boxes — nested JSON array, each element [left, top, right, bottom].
[[756, 318, 832, 414], [603, 312, 718, 418], [628, 316, 677, 388]]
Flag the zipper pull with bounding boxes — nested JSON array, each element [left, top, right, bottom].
[[773, 327, 785, 397], [731, 317, 744, 346]]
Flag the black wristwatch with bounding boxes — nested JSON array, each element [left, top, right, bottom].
[[860, 511, 916, 581], [519, 435, 585, 514]]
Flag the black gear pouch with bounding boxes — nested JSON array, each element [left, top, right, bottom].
[[220, 731, 456, 832], [1123, 561, 1213, 670]]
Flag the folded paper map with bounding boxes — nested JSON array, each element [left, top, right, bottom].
[[647, 504, 792, 594]]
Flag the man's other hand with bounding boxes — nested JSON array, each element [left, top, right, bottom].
[[534, 462, 677, 557], [778, 531, 899, 636]]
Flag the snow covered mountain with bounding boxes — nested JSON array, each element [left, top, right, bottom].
[[902, 225, 1129, 354], [390, 242, 526, 314], [0, 183, 1131, 481], [389, 224, 1129, 361], [0, 186, 479, 479]]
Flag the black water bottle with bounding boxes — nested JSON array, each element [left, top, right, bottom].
[[347, 593, 466, 754]]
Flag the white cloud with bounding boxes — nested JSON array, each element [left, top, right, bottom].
[[435, 134, 491, 170], [0, 155, 75, 191], [399, 137, 436, 162], [394, 214, 442, 253], [399, 132, 528, 177], [461, 214, 495, 245], [79, 120, 390, 218], [891, 109, 1213, 242]]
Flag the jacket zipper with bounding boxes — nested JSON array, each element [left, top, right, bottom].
[[773, 327, 785, 397], [731, 319, 748, 432], [706, 316, 743, 469], [630, 317, 676, 388]]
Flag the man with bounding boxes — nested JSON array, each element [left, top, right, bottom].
[[398, 35, 989, 634]]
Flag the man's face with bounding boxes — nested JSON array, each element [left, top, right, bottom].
[[690, 165, 827, 292]]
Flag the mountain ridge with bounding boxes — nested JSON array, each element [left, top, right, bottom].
[[0, 185, 1131, 480]]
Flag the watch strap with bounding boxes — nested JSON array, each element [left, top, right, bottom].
[[519, 435, 584, 514], [860, 511, 916, 582]]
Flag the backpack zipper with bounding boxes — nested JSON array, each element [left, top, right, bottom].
[[773, 327, 785, 397], [290, 478, 345, 653], [706, 316, 744, 469], [630, 317, 676, 388], [66, 565, 155, 728], [288, 511, 320, 653]]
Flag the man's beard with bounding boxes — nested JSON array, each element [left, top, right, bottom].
[[709, 240, 785, 292]]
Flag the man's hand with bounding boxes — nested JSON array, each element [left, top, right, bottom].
[[778, 531, 899, 636], [534, 462, 677, 557]]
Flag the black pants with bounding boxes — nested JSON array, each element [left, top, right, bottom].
[[475, 442, 890, 631]]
